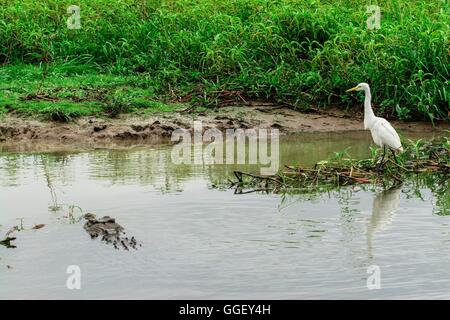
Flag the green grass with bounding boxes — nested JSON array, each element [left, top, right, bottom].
[[0, 64, 184, 120], [0, 0, 448, 121], [14, 101, 102, 121]]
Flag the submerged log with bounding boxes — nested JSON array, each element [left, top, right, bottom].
[[0, 237, 16, 248]]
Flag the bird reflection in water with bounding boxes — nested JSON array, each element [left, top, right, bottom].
[[367, 184, 402, 259]]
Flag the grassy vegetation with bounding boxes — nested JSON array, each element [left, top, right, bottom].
[[0, 0, 448, 121], [0, 65, 185, 120]]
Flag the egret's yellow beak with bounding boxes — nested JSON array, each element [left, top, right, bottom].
[[345, 86, 359, 92]]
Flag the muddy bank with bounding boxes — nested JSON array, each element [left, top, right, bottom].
[[0, 104, 448, 151]]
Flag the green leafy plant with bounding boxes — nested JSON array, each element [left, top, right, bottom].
[[0, 0, 448, 121]]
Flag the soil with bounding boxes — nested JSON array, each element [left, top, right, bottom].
[[0, 104, 448, 151]]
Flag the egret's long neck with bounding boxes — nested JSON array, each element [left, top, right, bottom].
[[363, 88, 375, 129]]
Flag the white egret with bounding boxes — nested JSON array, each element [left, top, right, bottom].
[[346, 83, 403, 169]]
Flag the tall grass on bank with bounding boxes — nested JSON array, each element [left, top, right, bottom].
[[0, 0, 448, 121]]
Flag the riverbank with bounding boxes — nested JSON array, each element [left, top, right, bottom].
[[1, 104, 448, 151]]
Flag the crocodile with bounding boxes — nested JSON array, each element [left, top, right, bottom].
[[83, 213, 140, 250]]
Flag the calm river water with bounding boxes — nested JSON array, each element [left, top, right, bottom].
[[0, 130, 449, 299]]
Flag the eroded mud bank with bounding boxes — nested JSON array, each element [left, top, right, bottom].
[[0, 104, 448, 151]]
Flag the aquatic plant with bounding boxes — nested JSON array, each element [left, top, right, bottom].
[[230, 137, 449, 214], [231, 136, 448, 189]]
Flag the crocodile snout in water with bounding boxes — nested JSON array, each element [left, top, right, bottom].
[[83, 213, 140, 250]]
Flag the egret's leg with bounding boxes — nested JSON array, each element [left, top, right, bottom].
[[376, 146, 386, 171], [391, 148, 399, 164]]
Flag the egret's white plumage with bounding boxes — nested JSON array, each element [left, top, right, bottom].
[[346, 83, 403, 152]]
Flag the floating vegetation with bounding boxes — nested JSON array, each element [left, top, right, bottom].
[[0, 237, 16, 249], [5, 218, 25, 236], [59, 205, 84, 224], [229, 137, 449, 215], [0, 218, 47, 249]]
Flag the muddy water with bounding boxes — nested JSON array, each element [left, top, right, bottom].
[[0, 130, 449, 299]]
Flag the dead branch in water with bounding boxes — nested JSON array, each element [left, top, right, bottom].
[[230, 137, 449, 194]]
